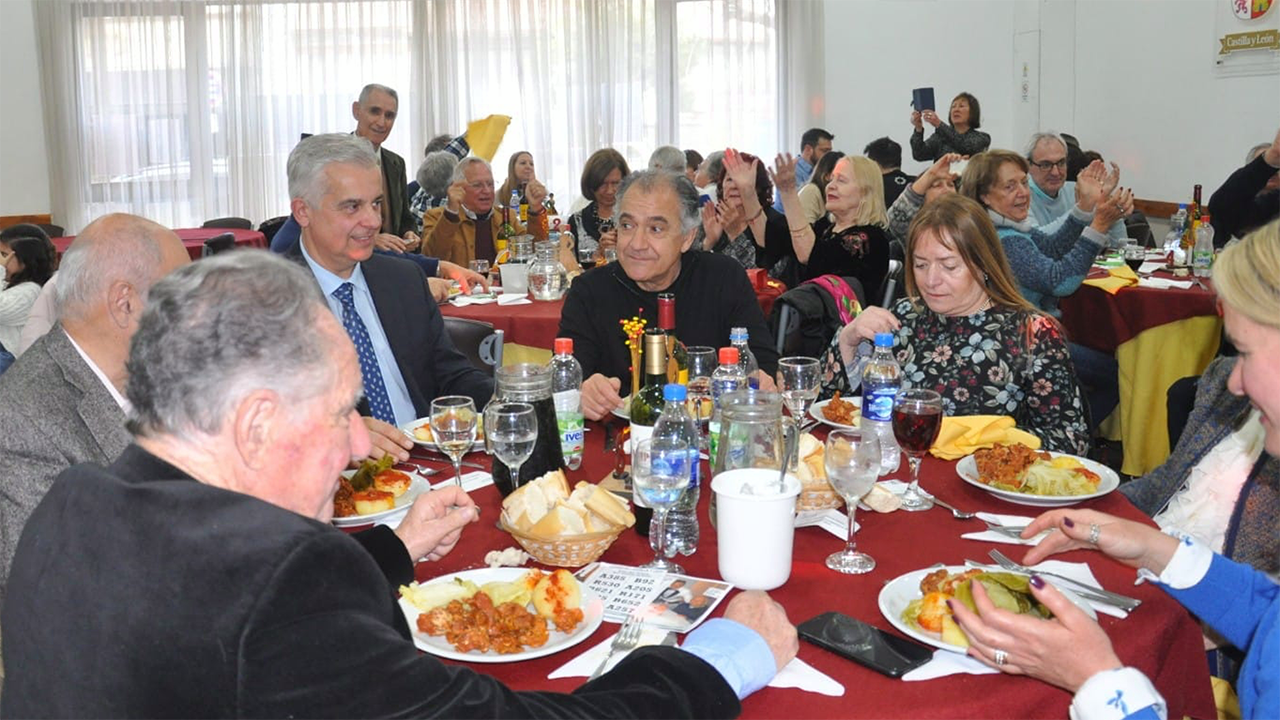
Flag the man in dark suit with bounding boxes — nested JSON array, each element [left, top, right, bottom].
[[2, 251, 797, 716], [353, 83, 419, 251], [285, 133, 494, 461]]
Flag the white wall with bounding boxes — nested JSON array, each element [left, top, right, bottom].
[[822, 0, 1279, 204], [0, 0, 52, 218]]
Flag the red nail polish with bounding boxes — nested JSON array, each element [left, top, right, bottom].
[[1030, 575, 1045, 589], [1063, 517, 1075, 528]]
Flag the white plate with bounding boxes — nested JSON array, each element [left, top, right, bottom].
[[331, 468, 431, 527], [878, 565, 1095, 653], [956, 451, 1120, 507], [401, 417, 483, 453], [611, 396, 631, 421], [398, 568, 605, 663], [809, 398, 861, 430]]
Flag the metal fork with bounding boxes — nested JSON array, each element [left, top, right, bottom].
[[589, 619, 645, 680], [988, 549, 1142, 611]]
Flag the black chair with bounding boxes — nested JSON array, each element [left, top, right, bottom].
[[880, 259, 904, 308], [1166, 374, 1201, 450], [202, 217, 253, 230], [258, 216, 289, 245], [37, 223, 64, 238], [442, 317, 504, 374], [201, 232, 237, 257]]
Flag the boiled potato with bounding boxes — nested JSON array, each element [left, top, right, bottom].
[[531, 569, 581, 618]]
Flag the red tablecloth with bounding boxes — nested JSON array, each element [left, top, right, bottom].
[[385, 423, 1216, 720], [1060, 272, 1218, 353], [52, 228, 266, 262]]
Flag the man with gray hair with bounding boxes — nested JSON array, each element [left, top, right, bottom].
[[2, 250, 797, 716], [1207, 127, 1280, 245], [648, 145, 686, 174], [352, 82, 420, 251], [1026, 131, 1126, 244], [0, 213, 190, 604], [557, 170, 778, 420], [694, 150, 726, 201], [421, 155, 548, 266], [284, 133, 492, 461]]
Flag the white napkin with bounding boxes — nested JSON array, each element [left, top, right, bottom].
[[1138, 276, 1193, 290], [450, 294, 497, 306], [550, 628, 845, 696], [960, 512, 1049, 546], [1137, 260, 1166, 274], [497, 293, 532, 306], [1028, 560, 1130, 619], [795, 508, 855, 538], [902, 649, 997, 681]]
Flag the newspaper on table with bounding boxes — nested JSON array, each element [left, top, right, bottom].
[[574, 562, 732, 633]]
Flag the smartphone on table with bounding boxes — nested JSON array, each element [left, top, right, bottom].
[[797, 611, 934, 678]]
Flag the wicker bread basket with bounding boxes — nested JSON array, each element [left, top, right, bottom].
[[500, 514, 623, 568]]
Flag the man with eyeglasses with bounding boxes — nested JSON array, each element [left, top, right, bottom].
[[421, 157, 548, 266], [1026, 133, 1128, 245]]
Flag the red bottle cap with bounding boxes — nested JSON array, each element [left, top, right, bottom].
[[718, 347, 739, 365], [554, 337, 573, 354]]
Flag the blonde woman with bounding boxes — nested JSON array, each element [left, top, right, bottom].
[[949, 223, 1280, 720], [773, 154, 891, 299]]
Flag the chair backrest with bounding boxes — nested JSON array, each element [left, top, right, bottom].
[[201, 232, 237, 258], [201, 217, 253, 230], [880, 259, 903, 307], [769, 276, 866, 358], [442, 316, 503, 373], [37, 223, 64, 238]]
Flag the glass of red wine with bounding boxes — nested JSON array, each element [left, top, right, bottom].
[[892, 388, 944, 511], [1123, 244, 1145, 273]]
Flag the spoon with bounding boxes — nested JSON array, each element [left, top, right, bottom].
[[776, 420, 796, 494]]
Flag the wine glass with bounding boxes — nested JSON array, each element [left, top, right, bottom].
[[469, 258, 490, 277], [685, 346, 717, 450], [686, 346, 718, 379], [632, 437, 691, 573], [577, 243, 597, 270], [485, 402, 537, 494], [1122, 244, 1145, 274], [823, 429, 882, 574], [777, 356, 820, 421], [892, 389, 944, 511], [429, 396, 478, 488], [601, 245, 618, 264]]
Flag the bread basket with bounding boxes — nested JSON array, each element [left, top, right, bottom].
[[500, 514, 623, 568]]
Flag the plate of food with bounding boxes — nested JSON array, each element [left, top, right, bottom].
[[402, 416, 485, 453], [331, 457, 431, 527], [956, 444, 1120, 507], [809, 393, 861, 429], [611, 396, 631, 421], [398, 567, 605, 662], [878, 565, 1095, 653]]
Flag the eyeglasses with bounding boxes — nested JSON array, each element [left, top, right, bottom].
[[1029, 158, 1068, 171]]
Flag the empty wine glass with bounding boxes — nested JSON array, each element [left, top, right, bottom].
[[686, 346, 718, 379], [777, 356, 821, 421], [632, 437, 691, 573], [484, 402, 537, 493], [429, 396, 478, 488], [824, 429, 882, 574], [892, 389, 944, 511]]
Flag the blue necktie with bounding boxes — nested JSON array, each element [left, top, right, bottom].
[[332, 282, 396, 424]]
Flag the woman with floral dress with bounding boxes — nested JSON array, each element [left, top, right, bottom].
[[818, 193, 1090, 455]]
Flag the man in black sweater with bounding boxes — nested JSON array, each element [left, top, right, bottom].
[[1208, 128, 1279, 247], [558, 170, 779, 421]]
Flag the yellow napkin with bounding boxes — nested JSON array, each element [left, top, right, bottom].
[[1081, 264, 1138, 295], [465, 115, 512, 162], [929, 415, 1041, 460]]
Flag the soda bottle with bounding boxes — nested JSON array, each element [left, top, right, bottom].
[[729, 327, 758, 389], [548, 338, 585, 470], [861, 332, 902, 475], [653, 383, 701, 556]]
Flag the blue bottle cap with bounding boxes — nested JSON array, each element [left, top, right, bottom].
[[663, 383, 687, 402], [874, 332, 894, 347]]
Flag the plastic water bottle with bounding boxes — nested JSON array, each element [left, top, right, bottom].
[[708, 347, 746, 469], [1163, 204, 1188, 253], [548, 338, 584, 470], [653, 383, 701, 556], [1193, 214, 1215, 278], [729, 327, 759, 389], [860, 332, 902, 475]]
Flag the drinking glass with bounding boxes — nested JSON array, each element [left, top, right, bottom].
[[632, 437, 691, 573], [429, 396, 478, 488], [577, 243, 597, 270], [1123, 244, 1145, 273], [892, 389, 944, 511], [485, 402, 537, 493], [601, 245, 618, 264], [823, 429, 882, 573], [686, 346, 718, 379], [777, 356, 821, 421], [469, 259, 490, 277]]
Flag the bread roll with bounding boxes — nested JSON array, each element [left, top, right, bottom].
[[863, 484, 902, 513], [528, 503, 587, 538]]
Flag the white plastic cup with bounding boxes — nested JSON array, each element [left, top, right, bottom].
[[500, 262, 529, 295], [712, 469, 801, 590]]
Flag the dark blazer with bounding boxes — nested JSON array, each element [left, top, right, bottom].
[[380, 145, 415, 238], [284, 242, 493, 412], [2, 445, 740, 717]]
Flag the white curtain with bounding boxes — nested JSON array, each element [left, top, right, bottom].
[[32, 0, 801, 233], [776, 0, 825, 155]]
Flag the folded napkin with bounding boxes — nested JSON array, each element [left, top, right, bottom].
[[1030, 560, 1130, 619], [929, 416, 1041, 460], [464, 114, 511, 162], [450, 294, 497, 307], [902, 648, 997, 681], [1138, 276, 1193, 290], [1137, 260, 1166, 274], [960, 512, 1050, 546], [550, 629, 845, 696], [496, 293, 532, 306], [795, 507, 856, 538], [1082, 264, 1138, 295], [429, 470, 494, 493]]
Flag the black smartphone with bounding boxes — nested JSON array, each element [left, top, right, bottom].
[[797, 612, 934, 678]]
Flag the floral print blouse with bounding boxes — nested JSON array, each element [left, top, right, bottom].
[[818, 298, 1090, 455]]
